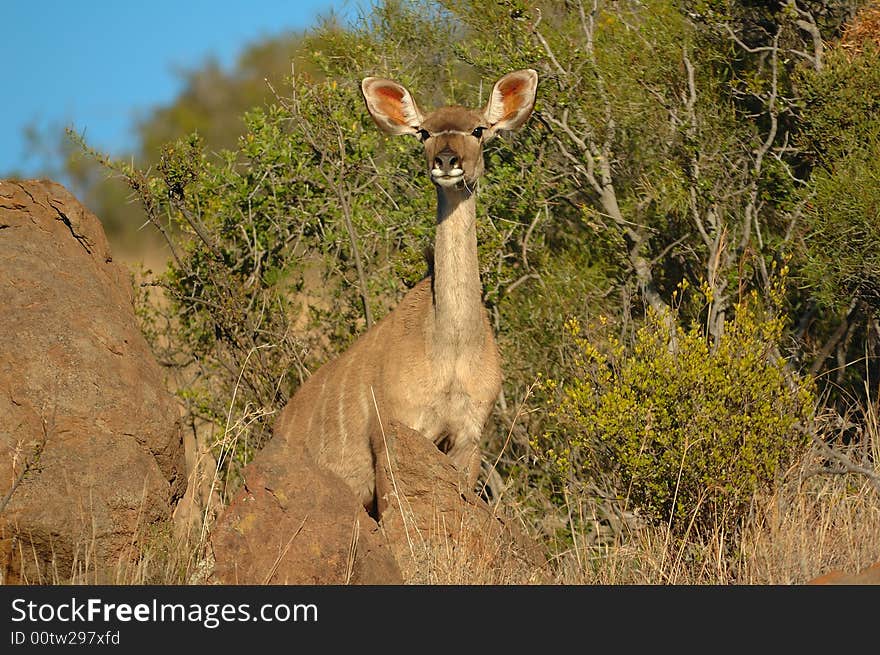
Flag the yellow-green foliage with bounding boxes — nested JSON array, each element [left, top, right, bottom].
[[540, 287, 814, 537]]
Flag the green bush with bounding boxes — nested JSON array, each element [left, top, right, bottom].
[[797, 45, 880, 313], [538, 278, 815, 537], [127, 81, 434, 472]]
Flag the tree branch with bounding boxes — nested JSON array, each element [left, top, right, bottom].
[[812, 436, 880, 495], [787, 0, 824, 71]]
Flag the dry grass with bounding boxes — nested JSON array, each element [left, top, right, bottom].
[[841, 1, 880, 56], [4, 506, 190, 585], [740, 471, 880, 584], [381, 498, 548, 585], [537, 456, 879, 585]]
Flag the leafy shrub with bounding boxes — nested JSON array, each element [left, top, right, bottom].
[[538, 280, 815, 537], [122, 81, 433, 474], [797, 45, 880, 313]]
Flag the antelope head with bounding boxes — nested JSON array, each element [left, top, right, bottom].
[[361, 69, 538, 191]]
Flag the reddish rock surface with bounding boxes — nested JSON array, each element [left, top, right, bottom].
[[210, 438, 402, 584], [210, 420, 547, 584], [377, 421, 547, 583], [0, 179, 185, 583], [808, 562, 880, 585]]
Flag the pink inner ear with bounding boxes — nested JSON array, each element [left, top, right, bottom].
[[374, 85, 407, 126], [500, 79, 527, 118], [500, 79, 525, 96]]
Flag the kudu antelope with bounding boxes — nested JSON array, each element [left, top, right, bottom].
[[274, 69, 539, 515]]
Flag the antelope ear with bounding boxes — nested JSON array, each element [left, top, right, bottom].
[[361, 77, 425, 136], [482, 69, 538, 138]]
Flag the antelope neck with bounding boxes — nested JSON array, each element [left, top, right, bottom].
[[432, 184, 483, 348]]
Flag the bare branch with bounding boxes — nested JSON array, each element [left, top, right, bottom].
[[177, 202, 224, 261], [532, 9, 566, 76], [576, 0, 598, 56], [299, 115, 374, 329], [650, 233, 690, 268], [338, 183, 374, 329], [787, 0, 824, 71], [521, 207, 544, 272], [505, 273, 541, 295], [724, 24, 777, 54], [753, 31, 780, 176], [739, 28, 780, 256], [680, 51, 714, 251], [812, 436, 880, 495], [809, 300, 857, 377], [543, 111, 603, 196]]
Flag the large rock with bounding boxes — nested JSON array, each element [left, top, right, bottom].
[[210, 419, 547, 584], [0, 179, 185, 583], [377, 421, 547, 584], [808, 562, 880, 585], [210, 438, 402, 584]]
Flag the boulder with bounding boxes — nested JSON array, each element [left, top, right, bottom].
[[0, 179, 185, 583], [807, 561, 880, 585], [210, 438, 402, 584], [210, 418, 547, 585], [376, 421, 547, 584]]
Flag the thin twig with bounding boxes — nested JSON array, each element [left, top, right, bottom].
[[263, 515, 308, 584], [0, 418, 49, 516]]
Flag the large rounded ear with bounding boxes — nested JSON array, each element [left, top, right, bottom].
[[361, 77, 425, 136], [482, 69, 538, 139]]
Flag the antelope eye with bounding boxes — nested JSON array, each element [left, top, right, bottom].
[[471, 126, 485, 139], [416, 128, 431, 142]]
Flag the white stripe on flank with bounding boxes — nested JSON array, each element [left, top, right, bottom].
[[317, 378, 329, 451], [337, 356, 353, 461]]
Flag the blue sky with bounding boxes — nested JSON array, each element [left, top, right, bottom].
[[1, 1, 349, 177]]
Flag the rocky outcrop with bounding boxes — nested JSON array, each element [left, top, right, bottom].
[[808, 562, 880, 585], [210, 438, 402, 584], [377, 421, 547, 584], [0, 179, 185, 583], [211, 420, 547, 584]]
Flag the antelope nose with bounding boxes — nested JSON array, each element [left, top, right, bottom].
[[433, 148, 460, 173]]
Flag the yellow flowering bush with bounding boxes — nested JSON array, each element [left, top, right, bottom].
[[539, 289, 814, 536]]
